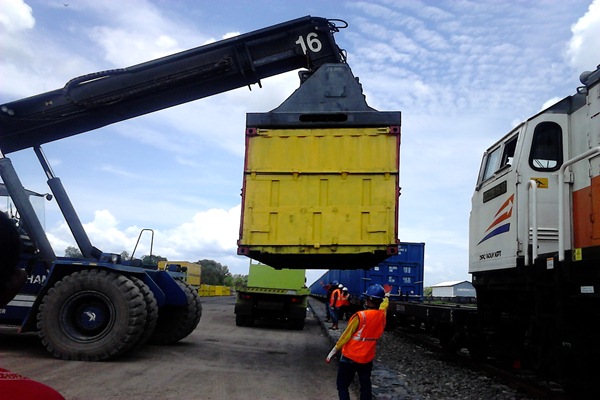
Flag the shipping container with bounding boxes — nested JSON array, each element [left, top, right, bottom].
[[157, 261, 201, 288], [237, 64, 401, 270], [309, 242, 425, 301]]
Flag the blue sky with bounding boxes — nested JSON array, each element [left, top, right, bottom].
[[1, 0, 599, 287]]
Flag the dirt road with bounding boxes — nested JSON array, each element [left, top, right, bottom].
[[0, 296, 341, 399]]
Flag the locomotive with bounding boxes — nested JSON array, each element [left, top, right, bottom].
[[470, 65, 600, 391], [391, 65, 600, 394]]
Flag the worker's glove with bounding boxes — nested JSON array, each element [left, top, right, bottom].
[[326, 346, 338, 363], [383, 284, 392, 297]]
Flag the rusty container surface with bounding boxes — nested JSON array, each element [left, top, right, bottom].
[[238, 125, 400, 269]]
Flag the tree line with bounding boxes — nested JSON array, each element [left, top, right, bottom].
[[64, 246, 247, 287]]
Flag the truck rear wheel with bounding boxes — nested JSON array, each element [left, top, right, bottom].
[[150, 280, 202, 345], [129, 276, 158, 350], [235, 314, 245, 327], [37, 269, 147, 361], [289, 318, 305, 330]]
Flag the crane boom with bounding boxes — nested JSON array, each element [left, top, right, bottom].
[[0, 16, 344, 154]]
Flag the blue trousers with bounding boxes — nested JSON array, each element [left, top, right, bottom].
[[330, 306, 339, 324], [336, 355, 373, 400]]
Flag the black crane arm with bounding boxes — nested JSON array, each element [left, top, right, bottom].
[[0, 16, 345, 154]]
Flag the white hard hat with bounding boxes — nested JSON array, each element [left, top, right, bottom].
[[343, 287, 348, 291], [338, 284, 343, 288]]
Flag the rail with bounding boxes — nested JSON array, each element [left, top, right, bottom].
[[557, 146, 600, 261]]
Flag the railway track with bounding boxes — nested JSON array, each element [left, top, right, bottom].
[[391, 326, 573, 400]]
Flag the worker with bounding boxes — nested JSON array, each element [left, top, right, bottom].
[[0, 212, 65, 400], [326, 284, 390, 400], [338, 287, 351, 321], [329, 283, 343, 330], [324, 281, 337, 323]]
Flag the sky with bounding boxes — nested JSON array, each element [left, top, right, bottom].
[[1, 0, 599, 287]]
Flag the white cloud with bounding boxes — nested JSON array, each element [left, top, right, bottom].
[[567, 0, 600, 71], [48, 206, 250, 274], [0, 0, 34, 32]]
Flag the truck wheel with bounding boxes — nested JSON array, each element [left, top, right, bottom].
[[235, 314, 245, 327], [150, 280, 202, 345], [289, 318, 305, 330], [129, 276, 158, 350], [37, 269, 147, 361]]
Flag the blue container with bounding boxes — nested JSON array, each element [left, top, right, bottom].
[[309, 242, 425, 300]]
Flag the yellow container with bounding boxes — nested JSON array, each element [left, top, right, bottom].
[[157, 261, 201, 288], [238, 127, 400, 269]]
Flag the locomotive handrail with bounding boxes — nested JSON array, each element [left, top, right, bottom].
[[525, 179, 538, 266], [557, 146, 600, 261]]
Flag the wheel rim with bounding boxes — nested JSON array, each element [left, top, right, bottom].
[[59, 291, 116, 342]]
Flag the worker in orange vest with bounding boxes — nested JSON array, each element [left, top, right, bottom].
[[326, 283, 390, 400], [338, 287, 351, 321], [329, 283, 343, 330]]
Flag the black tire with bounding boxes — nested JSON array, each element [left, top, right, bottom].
[[37, 269, 147, 361], [235, 314, 245, 327], [289, 318, 305, 330], [129, 276, 158, 350], [0, 212, 23, 307], [150, 280, 202, 345]]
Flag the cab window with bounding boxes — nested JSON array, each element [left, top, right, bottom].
[[529, 122, 562, 171], [500, 136, 518, 168], [481, 147, 500, 182], [479, 134, 518, 184]]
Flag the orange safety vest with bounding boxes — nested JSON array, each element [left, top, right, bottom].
[[341, 309, 386, 363], [330, 288, 342, 307], [338, 292, 350, 308]]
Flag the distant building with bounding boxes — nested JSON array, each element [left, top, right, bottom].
[[430, 280, 476, 298]]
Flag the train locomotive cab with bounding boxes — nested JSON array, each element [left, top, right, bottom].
[[468, 66, 600, 392]]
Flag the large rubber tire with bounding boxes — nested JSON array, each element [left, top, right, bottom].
[[235, 314, 245, 327], [129, 276, 158, 350], [37, 269, 147, 361], [289, 318, 305, 330], [150, 280, 202, 345], [0, 212, 23, 307]]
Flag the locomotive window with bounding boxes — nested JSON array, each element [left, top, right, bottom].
[[500, 135, 518, 168], [529, 122, 562, 171], [481, 147, 501, 181], [479, 133, 518, 187]]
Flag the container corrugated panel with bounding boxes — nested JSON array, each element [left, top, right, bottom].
[[238, 127, 400, 269], [309, 242, 425, 299]]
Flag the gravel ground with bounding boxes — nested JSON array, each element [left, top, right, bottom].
[[308, 298, 534, 400]]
